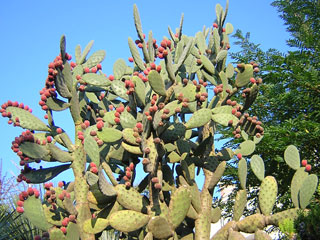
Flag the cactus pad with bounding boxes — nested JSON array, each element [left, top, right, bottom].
[[290, 167, 308, 208], [109, 210, 149, 233], [238, 158, 247, 189], [115, 184, 148, 213], [83, 218, 109, 234], [6, 106, 50, 131], [236, 214, 266, 233], [184, 108, 212, 129], [168, 186, 191, 229], [259, 176, 277, 215], [23, 195, 53, 231], [299, 174, 318, 209], [250, 155, 265, 181], [97, 128, 122, 143], [233, 189, 247, 221], [284, 145, 300, 170], [147, 216, 173, 239]]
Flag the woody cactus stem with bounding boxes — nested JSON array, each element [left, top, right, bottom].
[[1, 1, 319, 240]]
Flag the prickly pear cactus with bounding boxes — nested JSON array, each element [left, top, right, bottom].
[[1, 1, 318, 240]]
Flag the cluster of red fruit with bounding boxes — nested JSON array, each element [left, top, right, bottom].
[[16, 187, 40, 213], [59, 214, 76, 235], [39, 54, 72, 113], [301, 159, 312, 172], [77, 120, 103, 146], [231, 113, 264, 139], [89, 162, 98, 174], [10, 130, 52, 168], [0, 100, 32, 126], [151, 176, 162, 190], [133, 122, 144, 143], [123, 162, 135, 188]]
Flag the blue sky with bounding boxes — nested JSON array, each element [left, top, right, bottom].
[[0, 1, 291, 186]]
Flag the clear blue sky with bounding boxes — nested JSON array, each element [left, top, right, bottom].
[[0, 1, 291, 186]]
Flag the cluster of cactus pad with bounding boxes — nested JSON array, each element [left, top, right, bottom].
[[1, 1, 318, 239]]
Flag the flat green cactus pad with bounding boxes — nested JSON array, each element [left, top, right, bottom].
[[250, 155, 265, 181], [184, 108, 212, 129], [235, 140, 256, 156], [82, 50, 106, 69], [238, 158, 247, 189], [49, 228, 66, 240], [259, 176, 277, 215], [147, 216, 173, 239], [169, 186, 191, 229], [284, 145, 300, 170], [24, 164, 71, 184], [291, 167, 308, 208], [148, 70, 167, 96], [97, 127, 122, 143], [23, 195, 53, 231], [19, 141, 49, 160], [233, 189, 247, 221], [115, 184, 148, 213], [83, 218, 109, 234], [113, 58, 127, 80], [236, 214, 266, 233], [109, 210, 149, 233], [299, 174, 318, 209], [235, 64, 253, 88], [6, 106, 50, 131]]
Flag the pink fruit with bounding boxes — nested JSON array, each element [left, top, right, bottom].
[[60, 227, 67, 234], [56, 128, 62, 134], [128, 57, 134, 62], [213, 23, 218, 28], [90, 167, 98, 174], [16, 207, 24, 213], [58, 181, 64, 188], [108, 75, 114, 81], [27, 187, 34, 196], [301, 159, 307, 167], [17, 200, 24, 207], [305, 164, 312, 172], [237, 153, 242, 160], [84, 67, 90, 73]]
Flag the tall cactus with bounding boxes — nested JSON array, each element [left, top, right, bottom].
[[1, 1, 318, 240]]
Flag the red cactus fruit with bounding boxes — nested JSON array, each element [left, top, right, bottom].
[[151, 177, 159, 183], [27, 187, 34, 196], [97, 63, 102, 70], [114, 117, 120, 124], [60, 227, 67, 234], [17, 200, 24, 207], [108, 75, 114, 81], [34, 189, 40, 198], [237, 153, 242, 160], [90, 162, 97, 168], [301, 159, 307, 167], [58, 181, 65, 188], [69, 215, 76, 222], [97, 121, 104, 131], [56, 128, 62, 134], [126, 171, 132, 179], [142, 158, 150, 165], [62, 217, 69, 227], [90, 130, 97, 136], [58, 193, 64, 201], [128, 57, 134, 62], [129, 162, 135, 171], [305, 164, 311, 172], [125, 181, 131, 188], [34, 235, 42, 240], [154, 183, 162, 189], [90, 167, 98, 174], [213, 23, 218, 28], [16, 207, 24, 213], [91, 67, 97, 73], [84, 67, 90, 73]]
